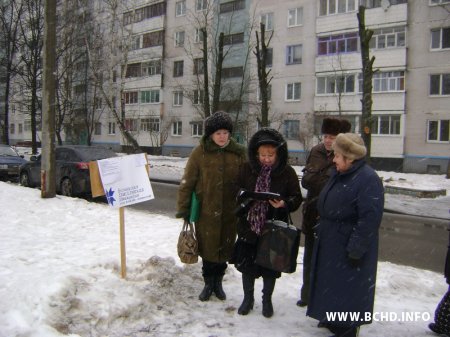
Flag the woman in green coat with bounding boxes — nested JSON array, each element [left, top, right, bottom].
[[176, 111, 246, 302]]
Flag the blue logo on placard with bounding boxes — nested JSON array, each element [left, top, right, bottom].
[[105, 188, 116, 206]]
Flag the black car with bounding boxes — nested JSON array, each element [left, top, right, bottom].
[[19, 145, 117, 197], [0, 144, 27, 182]]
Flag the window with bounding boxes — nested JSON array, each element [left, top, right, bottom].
[[431, 27, 450, 50], [318, 32, 358, 55], [430, 0, 450, 4], [125, 119, 138, 132], [286, 44, 302, 64], [175, 0, 186, 16], [193, 89, 204, 105], [175, 31, 185, 47], [266, 48, 273, 67], [18, 124, 22, 133], [24, 120, 31, 131], [220, 0, 245, 13], [222, 66, 244, 78], [284, 120, 300, 139], [124, 91, 138, 104], [257, 84, 272, 102], [371, 115, 401, 135], [191, 122, 203, 136], [196, 0, 208, 11], [141, 90, 160, 103], [94, 98, 102, 110], [142, 59, 162, 76], [287, 8, 302, 27], [130, 36, 140, 50], [172, 121, 182, 136], [427, 120, 449, 142], [358, 71, 404, 92], [319, 0, 356, 16], [286, 82, 301, 101], [369, 26, 406, 49], [143, 30, 164, 48], [108, 122, 116, 135], [430, 74, 450, 95], [173, 91, 184, 106], [94, 122, 102, 135], [317, 75, 355, 94], [223, 32, 244, 45], [173, 60, 184, 77], [260, 12, 274, 31], [126, 63, 141, 78], [141, 118, 160, 132], [193, 58, 204, 75], [195, 28, 205, 43], [9, 124, 14, 134]]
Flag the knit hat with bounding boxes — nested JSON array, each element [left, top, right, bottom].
[[204, 111, 233, 137], [332, 133, 367, 160], [321, 117, 352, 135]]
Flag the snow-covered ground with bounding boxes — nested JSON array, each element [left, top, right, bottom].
[[0, 154, 449, 337]]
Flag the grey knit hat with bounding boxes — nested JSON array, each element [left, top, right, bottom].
[[332, 133, 367, 160], [204, 111, 233, 137]]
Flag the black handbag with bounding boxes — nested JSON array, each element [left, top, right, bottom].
[[255, 212, 300, 273]]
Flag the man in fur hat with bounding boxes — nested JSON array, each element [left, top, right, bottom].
[[297, 117, 351, 309]]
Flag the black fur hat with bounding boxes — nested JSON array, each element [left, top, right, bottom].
[[321, 117, 352, 135], [204, 111, 233, 137], [248, 128, 288, 174]]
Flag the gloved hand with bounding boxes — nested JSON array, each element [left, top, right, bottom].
[[348, 256, 362, 268], [175, 211, 190, 222]]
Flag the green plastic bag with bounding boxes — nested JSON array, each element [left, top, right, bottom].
[[189, 192, 200, 223]]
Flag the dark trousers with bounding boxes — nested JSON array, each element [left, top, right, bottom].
[[202, 259, 227, 278], [300, 232, 315, 303]]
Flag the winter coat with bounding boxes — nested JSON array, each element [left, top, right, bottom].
[[446, 227, 450, 285], [307, 159, 384, 327], [176, 136, 246, 263], [234, 128, 303, 278], [301, 143, 334, 235]]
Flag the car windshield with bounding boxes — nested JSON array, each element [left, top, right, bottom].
[[76, 147, 117, 161], [0, 146, 19, 157]]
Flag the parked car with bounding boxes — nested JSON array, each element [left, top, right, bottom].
[[0, 144, 27, 182], [19, 145, 118, 197]]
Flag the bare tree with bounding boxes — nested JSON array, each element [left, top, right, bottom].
[[15, 0, 44, 154], [77, 0, 140, 152], [0, 0, 24, 144], [358, 5, 375, 160], [254, 22, 272, 127]]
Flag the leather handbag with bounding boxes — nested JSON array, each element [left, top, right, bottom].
[[177, 220, 198, 264], [255, 212, 300, 273]]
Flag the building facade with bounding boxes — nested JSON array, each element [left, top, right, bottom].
[[4, 0, 450, 173]]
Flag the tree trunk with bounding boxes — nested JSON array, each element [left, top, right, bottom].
[[40, 0, 56, 198], [201, 28, 210, 117], [212, 32, 224, 114], [357, 6, 375, 162]]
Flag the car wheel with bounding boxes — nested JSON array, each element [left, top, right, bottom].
[[61, 178, 73, 197], [20, 171, 32, 187]]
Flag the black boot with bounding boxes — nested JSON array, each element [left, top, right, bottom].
[[213, 275, 226, 300], [199, 276, 214, 301], [238, 273, 255, 315], [262, 277, 276, 318]]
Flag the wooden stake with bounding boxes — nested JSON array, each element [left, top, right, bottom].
[[119, 207, 126, 278]]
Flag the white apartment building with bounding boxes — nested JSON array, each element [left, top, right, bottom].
[[5, 0, 450, 173]]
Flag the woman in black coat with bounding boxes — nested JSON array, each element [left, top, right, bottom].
[[428, 226, 450, 336], [306, 133, 384, 337], [232, 128, 302, 318]]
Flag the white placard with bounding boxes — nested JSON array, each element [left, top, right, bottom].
[[97, 153, 154, 207]]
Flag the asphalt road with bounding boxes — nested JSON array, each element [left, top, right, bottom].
[[132, 181, 448, 274]]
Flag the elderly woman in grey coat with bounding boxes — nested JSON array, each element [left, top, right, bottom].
[[307, 133, 384, 337]]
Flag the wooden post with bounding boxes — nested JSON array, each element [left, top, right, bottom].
[[119, 207, 126, 279]]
